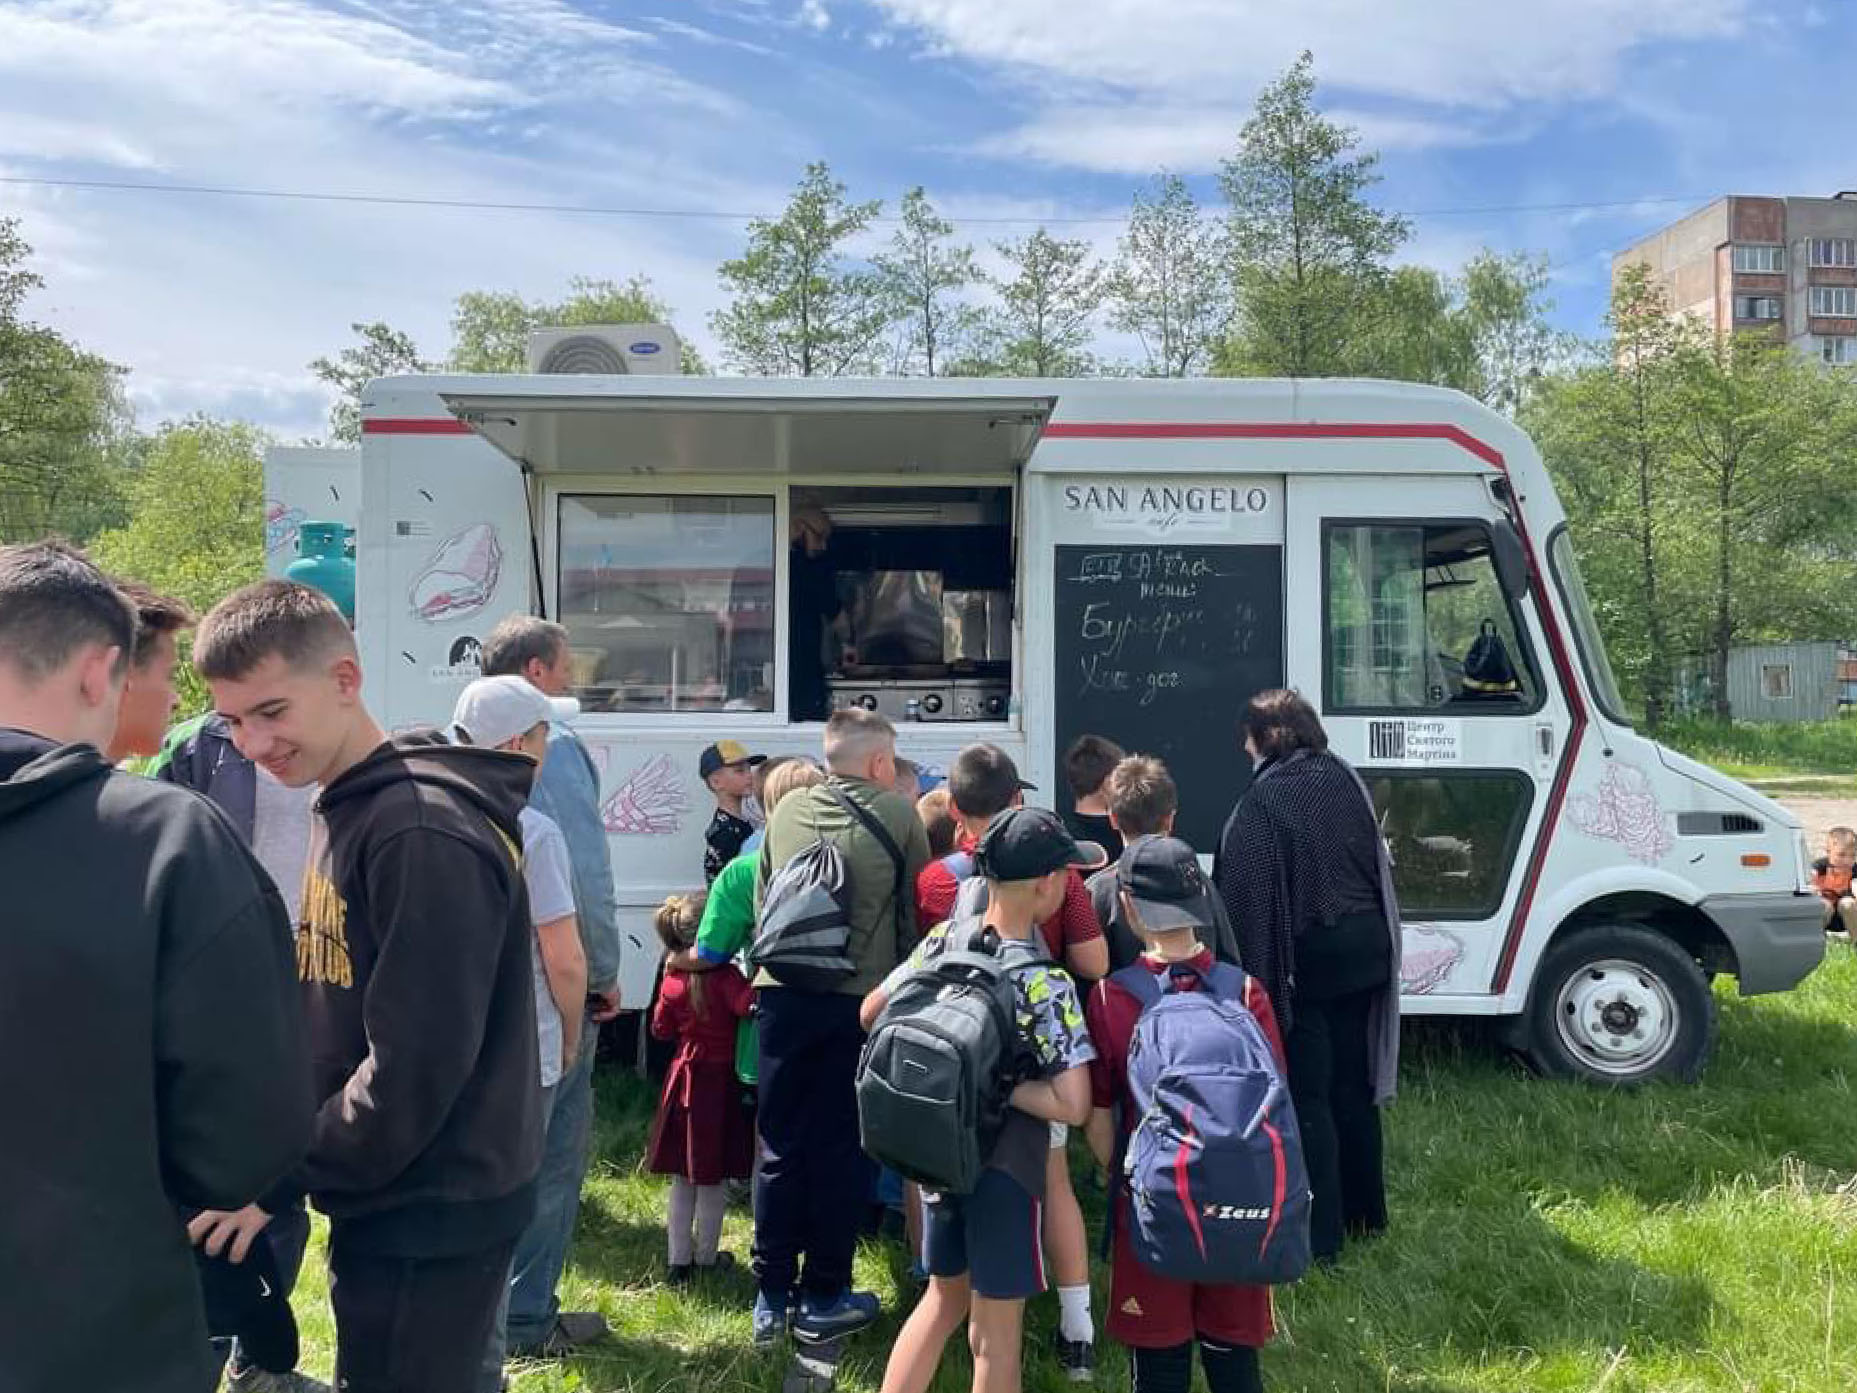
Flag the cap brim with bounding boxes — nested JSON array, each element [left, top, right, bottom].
[[1015, 777, 1038, 791], [1065, 839, 1109, 873], [1124, 895, 1205, 935], [545, 696, 581, 724], [746, 753, 768, 766]]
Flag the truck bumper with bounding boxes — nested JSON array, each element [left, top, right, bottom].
[[1698, 893, 1827, 995]]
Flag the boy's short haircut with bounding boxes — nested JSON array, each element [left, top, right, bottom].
[[1064, 734, 1127, 800], [1105, 755, 1177, 837], [114, 580, 195, 669], [916, 787, 957, 858], [948, 742, 1026, 820], [762, 758, 825, 813], [823, 707, 895, 773], [481, 615, 570, 679], [194, 580, 354, 682], [1831, 826, 1857, 851], [0, 540, 137, 682]]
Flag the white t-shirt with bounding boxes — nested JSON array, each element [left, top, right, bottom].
[[251, 767, 317, 923], [519, 806, 577, 1088]]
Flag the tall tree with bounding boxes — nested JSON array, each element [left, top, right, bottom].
[[711, 163, 893, 376], [449, 275, 705, 375], [0, 217, 135, 543], [1523, 265, 1700, 728], [873, 188, 979, 377], [1459, 251, 1566, 415], [308, 322, 428, 444], [1670, 331, 1857, 720], [1218, 51, 1410, 376], [91, 417, 269, 713], [1107, 174, 1232, 377], [968, 228, 1104, 377]]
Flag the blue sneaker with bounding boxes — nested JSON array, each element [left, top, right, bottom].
[[792, 1289, 881, 1344], [752, 1290, 792, 1351]]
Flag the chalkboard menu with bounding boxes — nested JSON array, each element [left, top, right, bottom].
[[1053, 544, 1283, 851]]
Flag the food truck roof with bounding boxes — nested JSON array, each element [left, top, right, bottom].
[[363, 374, 1531, 481]]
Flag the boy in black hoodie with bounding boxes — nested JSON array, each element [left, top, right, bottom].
[[192, 580, 545, 1393], [0, 542, 311, 1393]]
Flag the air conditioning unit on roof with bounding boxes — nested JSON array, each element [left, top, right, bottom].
[[526, 324, 683, 375]]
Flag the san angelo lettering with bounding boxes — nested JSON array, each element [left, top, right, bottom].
[[1062, 482, 1271, 522]]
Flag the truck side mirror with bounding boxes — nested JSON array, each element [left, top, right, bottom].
[[1492, 522, 1531, 601]]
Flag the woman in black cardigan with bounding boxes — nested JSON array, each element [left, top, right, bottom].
[[1215, 689, 1402, 1264]]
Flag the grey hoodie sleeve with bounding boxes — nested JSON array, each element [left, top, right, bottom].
[[155, 860, 312, 1212]]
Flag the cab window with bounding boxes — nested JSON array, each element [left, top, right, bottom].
[[1325, 521, 1540, 713]]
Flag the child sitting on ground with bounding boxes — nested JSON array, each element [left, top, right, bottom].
[[866, 809, 1099, 1393], [1812, 826, 1857, 941], [648, 892, 756, 1284]]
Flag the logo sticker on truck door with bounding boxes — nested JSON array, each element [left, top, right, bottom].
[[1367, 718, 1463, 766]]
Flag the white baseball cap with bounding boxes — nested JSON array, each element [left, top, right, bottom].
[[449, 675, 580, 749]]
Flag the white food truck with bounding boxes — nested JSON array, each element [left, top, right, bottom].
[[285, 336, 1824, 1084]]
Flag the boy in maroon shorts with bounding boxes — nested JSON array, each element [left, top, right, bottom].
[[1084, 837, 1283, 1393]]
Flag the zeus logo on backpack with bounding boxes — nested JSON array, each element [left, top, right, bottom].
[[1113, 960, 1312, 1286]]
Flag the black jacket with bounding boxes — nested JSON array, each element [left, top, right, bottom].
[[0, 730, 310, 1393], [288, 733, 544, 1256], [152, 711, 255, 841]]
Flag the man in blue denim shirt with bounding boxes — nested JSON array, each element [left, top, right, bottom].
[[482, 617, 623, 1365]]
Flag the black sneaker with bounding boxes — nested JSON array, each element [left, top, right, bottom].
[[1053, 1332, 1095, 1383], [668, 1263, 695, 1287]]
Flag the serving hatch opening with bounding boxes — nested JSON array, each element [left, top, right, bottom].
[[437, 385, 1055, 477]]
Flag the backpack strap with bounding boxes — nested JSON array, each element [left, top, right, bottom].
[[830, 785, 908, 937]]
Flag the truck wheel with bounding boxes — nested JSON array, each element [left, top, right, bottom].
[[1523, 925, 1715, 1085]]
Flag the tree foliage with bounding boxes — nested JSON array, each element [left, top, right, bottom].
[[1107, 175, 1232, 377], [1218, 51, 1410, 376], [711, 163, 893, 376], [449, 275, 705, 375], [964, 229, 1104, 377], [0, 218, 135, 544], [873, 188, 980, 377], [308, 322, 428, 445]]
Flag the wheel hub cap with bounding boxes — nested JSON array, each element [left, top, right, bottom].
[[1554, 958, 1678, 1076]]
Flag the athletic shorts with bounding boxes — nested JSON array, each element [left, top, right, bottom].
[[923, 1169, 1046, 1300], [1106, 1199, 1275, 1350]]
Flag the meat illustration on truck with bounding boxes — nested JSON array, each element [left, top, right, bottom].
[[408, 522, 503, 623]]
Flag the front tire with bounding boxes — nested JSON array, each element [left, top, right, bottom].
[[1523, 925, 1715, 1084]]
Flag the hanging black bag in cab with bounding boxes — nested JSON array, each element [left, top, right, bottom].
[[857, 921, 1022, 1196]]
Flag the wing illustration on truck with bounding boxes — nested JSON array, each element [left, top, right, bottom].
[[409, 523, 503, 623]]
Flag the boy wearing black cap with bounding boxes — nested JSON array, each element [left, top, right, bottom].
[[863, 808, 1100, 1393], [1083, 837, 1284, 1393], [700, 739, 766, 884]]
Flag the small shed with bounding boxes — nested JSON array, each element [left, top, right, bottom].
[[1703, 641, 1853, 723]]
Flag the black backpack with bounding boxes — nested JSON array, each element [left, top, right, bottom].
[[856, 921, 1025, 1195], [750, 786, 906, 994]]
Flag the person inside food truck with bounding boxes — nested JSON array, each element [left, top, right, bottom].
[[788, 502, 845, 721]]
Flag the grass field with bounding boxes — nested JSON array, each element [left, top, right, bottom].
[[289, 944, 1857, 1393], [1660, 718, 1857, 790]]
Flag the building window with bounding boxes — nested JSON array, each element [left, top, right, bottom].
[[556, 494, 777, 713], [1824, 336, 1857, 366], [1761, 664, 1794, 701], [1734, 295, 1783, 321], [1811, 286, 1857, 317], [1810, 238, 1857, 268], [1732, 244, 1785, 273]]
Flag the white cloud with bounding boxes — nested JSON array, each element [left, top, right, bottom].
[[800, 0, 833, 31], [864, 0, 1747, 109]]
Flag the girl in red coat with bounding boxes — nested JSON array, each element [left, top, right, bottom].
[[648, 892, 757, 1283]]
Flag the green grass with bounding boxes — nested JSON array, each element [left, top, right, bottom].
[[292, 949, 1857, 1392], [1661, 717, 1857, 781]]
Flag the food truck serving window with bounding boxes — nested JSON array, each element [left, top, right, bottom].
[[557, 494, 775, 713]]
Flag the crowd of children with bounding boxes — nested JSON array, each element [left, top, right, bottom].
[[642, 728, 1301, 1392]]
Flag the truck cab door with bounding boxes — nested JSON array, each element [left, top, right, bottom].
[[1285, 472, 1571, 1006]]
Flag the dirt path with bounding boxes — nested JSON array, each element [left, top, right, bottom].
[[1772, 794, 1857, 847]]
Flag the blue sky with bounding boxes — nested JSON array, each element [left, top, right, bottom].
[[1, 0, 1851, 439]]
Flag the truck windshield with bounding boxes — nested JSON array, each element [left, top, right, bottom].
[[1549, 527, 1631, 726]]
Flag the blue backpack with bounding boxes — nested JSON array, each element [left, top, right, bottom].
[[1113, 961, 1312, 1286]]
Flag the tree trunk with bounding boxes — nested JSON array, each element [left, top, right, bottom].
[[1711, 472, 1735, 723], [1630, 361, 1671, 731]]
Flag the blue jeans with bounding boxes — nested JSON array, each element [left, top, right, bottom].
[[504, 1017, 598, 1348]]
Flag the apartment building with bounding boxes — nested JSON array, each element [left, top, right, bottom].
[[1613, 192, 1857, 366]]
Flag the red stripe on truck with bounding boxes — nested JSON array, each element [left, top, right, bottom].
[[1041, 420, 1505, 468], [361, 418, 474, 435]]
